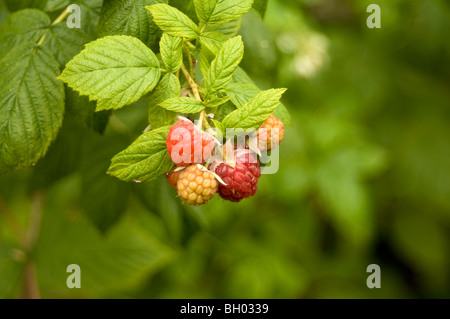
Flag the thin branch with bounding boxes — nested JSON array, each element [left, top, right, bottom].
[[21, 192, 44, 299], [181, 64, 202, 101]]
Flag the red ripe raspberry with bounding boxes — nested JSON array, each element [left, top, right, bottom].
[[177, 164, 218, 206], [166, 119, 215, 166], [215, 149, 261, 202], [257, 115, 285, 151]]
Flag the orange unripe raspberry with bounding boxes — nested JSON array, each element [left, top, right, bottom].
[[257, 115, 284, 151], [166, 168, 182, 189], [177, 164, 218, 206]]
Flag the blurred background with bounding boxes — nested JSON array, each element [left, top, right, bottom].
[[1, 0, 450, 298]]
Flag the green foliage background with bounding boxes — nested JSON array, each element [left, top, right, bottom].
[[1, 0, 450, 298]]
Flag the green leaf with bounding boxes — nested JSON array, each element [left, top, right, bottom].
[[273, 103, 292, 126], [222, 88, 287, 130], [148, 73, 179, 129], [231, 67, 292, 125], [169, 0, 199, 24], [194, 0, 216, 25], [0, 43, 64, 173], [205, 95, 231, 108], [214, 100, 236, 121], [146, 3, 199, 39], [0, 9, 50, 59], [160, 33, 183, 73], [59, 35, 161, 111], [44, 21, 91, 66], [207, 0, 253, 25], [226, 82, 260, 108], [205, 17, 242, 37], [107, 126, 174, 182], [199, 31, 228, 54], [204, 36, 244, 98], [98, 0, 165, 50], [0, 9, 91, 65], [159, 97, 205, 113]]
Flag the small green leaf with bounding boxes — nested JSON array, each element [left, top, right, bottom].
[[208, 0, 253, 25], [199, 31, 228, 54], [146, 3, 200, 39], [148, 73, 180, 129], [222, 88, 287, 130], [160, 33, 183, 73], [107, 126, 174, 182], [159, 97, 205, 113], [206, 95, 231, 108], [0, 43, 65, 173], [59, 35, 161, 111], [204, 36, 244, 98]]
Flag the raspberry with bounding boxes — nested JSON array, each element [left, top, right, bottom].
[[257, 115, 284, 151], [177, 164, 218, 206], [166, 119, 215, 166], [165, 167, 182, 189], [215, 149, 261, 202]]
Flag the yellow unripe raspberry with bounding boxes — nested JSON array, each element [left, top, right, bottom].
[[177, 164, 218, 206]]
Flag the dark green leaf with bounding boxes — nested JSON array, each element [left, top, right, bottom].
[[0, 43, 64, 173], [98, 0, 166, 50]]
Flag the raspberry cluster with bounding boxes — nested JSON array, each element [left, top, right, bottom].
[[165, 116, 285, 205]]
